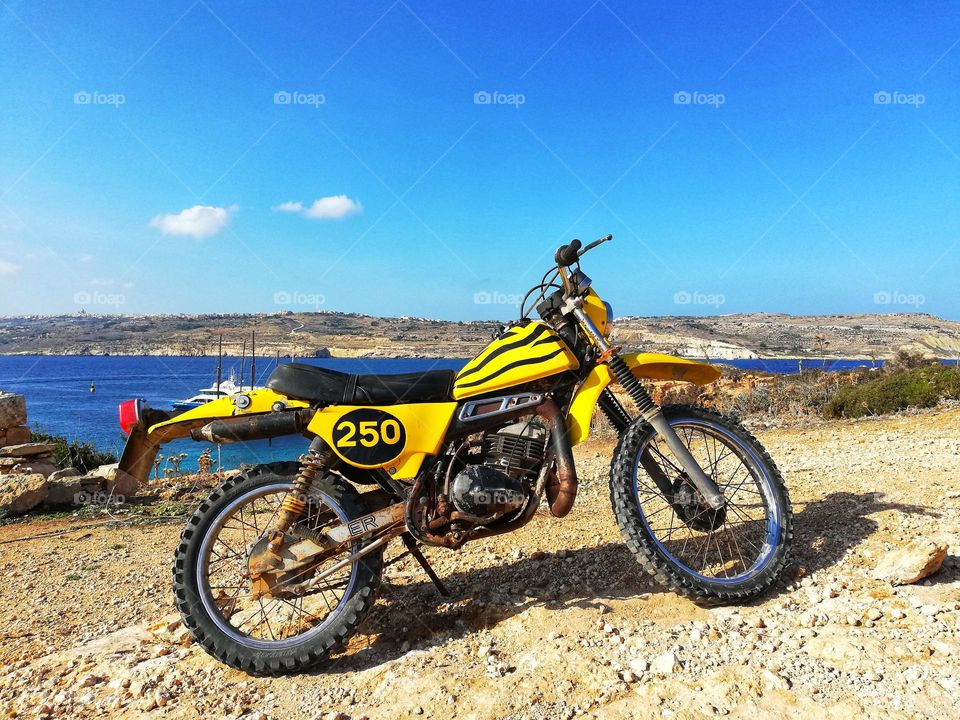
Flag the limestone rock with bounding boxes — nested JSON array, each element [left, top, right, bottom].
[[0, 442, 56, 458], [874, 538, 949, 585], [14, 460, 58, 478], [0, 425, 31, 447], [46, 476, 87, 505], [650, 651, 679, 675], [0, 393, 27, 430], [49, 467, 81, 481], [0, 473, 49, 514]]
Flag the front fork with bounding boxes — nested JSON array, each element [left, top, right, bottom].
[[572, 306, 725, 509]]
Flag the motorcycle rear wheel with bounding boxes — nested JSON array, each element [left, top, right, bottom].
[[173, 463, 382, 675], [610, 404, 793, 604]]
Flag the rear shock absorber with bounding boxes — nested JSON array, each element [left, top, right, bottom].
[[268, 438, 336, 549]]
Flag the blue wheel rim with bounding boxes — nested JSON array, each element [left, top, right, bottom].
[[631, 417, 780, 584]]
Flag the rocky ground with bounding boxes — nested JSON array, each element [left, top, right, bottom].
[[0, 408, 958, 719]]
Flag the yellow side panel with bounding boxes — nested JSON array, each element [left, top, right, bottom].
[[306, 402, 456, 479], [453, 321, 579, 400], [148, 389, 309, 436], [567, 364, 613, 446]]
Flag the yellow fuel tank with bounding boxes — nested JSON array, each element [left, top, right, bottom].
[[453, 321, 579, 400]]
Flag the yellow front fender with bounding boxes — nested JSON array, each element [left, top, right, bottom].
[[566, 353, 721, 445]]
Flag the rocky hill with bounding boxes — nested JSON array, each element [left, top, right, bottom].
[[1, 311, 959, 360]]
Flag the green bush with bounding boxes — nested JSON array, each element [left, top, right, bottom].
[[29, 427, 117, 473], [824, 365, 960, 419]]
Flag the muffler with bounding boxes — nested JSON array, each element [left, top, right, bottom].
[[191, 409, 315, 444]]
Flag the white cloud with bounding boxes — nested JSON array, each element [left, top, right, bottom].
[[304, 195, 362, 219], [272, 201, 304, 213], [275, 195, 362, 220], [0, 259, 21, 275], [150, 204, 236, 239]]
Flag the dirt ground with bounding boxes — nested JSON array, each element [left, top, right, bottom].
[[0, 408, 958, 720]]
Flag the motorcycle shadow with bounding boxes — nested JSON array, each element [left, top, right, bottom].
[[323, 490, 941, 674], [790, 490, 941, 577]]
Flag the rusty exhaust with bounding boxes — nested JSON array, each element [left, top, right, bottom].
[[190, 409, 314, 444], [537, 399, 578, 518]]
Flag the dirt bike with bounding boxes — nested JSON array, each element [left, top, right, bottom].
[[117, 234, 793, 675]]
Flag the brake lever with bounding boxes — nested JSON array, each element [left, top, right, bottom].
[[578, 234, 613, 257]]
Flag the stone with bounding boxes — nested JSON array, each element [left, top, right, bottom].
[[96, 463, 137, 498], [15, 461, 58, 478], [650, 651, 679, 675], [0, 473, 49, 513], [0, 393, 27, 430], [49, 467, 81, 481], [0, 442, 55, 458], [874, 538, 949, 585], [1, 425, 31, 446], [90, 463, 119, 479], [46, 477, 88, 505]]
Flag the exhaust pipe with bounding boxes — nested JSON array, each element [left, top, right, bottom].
[[191, 409, 314, 444], [536, 399, 578, 518]]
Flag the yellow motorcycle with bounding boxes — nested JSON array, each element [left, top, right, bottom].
[[117, 234, 793, 675]]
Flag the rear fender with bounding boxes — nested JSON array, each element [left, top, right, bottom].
[[147, 389, 309, 439], [118, 389, 309, 488], [565, 353, 721, 445]]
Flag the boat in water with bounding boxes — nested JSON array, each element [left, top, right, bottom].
[[172, 373, 259, 410]]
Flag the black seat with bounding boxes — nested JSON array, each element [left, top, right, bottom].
[[265, 362, 454, 405]]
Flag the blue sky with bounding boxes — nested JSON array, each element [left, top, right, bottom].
[[0, 1, 958, 320]]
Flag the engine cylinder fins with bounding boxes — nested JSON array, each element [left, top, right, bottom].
[[482, 421, 548, 476]]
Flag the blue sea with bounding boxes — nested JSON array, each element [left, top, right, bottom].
[[0, 355, 951, 472]]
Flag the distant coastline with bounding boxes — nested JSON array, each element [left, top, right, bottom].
[[1, 311, 959, 361]]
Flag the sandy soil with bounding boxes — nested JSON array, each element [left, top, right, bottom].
[[0, 408, 958, 719]]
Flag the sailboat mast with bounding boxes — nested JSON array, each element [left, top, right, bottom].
[[239, 339, 246, 392], [216, 334, 223, 395], [250, 330, 256, 390]]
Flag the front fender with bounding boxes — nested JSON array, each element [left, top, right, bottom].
[[565, 353, 721, 445]]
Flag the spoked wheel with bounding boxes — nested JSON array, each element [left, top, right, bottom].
[[174, 463, 382, 675], [610, 404, 792, 604]]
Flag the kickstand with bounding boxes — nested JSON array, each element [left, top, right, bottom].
[[401, 533, 450, 597]]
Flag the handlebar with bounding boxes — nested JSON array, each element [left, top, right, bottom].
[[554, 239, 582, 266], [554, 234, 612, 267]]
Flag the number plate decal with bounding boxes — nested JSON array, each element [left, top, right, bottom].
[[332, 409, 407, 466]]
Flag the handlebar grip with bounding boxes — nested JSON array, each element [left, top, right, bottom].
[[555, 238, 582, 266]]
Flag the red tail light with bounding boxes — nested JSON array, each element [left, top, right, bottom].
[[118, 399, 144, 435]]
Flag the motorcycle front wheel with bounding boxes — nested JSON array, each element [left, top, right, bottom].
[[173, 463, 382, 675], [610, 404, 793, 604]]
